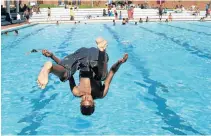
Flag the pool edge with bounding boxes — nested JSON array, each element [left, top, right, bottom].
[[1, 23, 39, 34]]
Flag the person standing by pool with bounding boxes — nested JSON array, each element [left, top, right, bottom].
[[47, 7, 51, 21], [168, 13, 172, 21], [119, 11, 122, 20], [70, 8, 74, 20], [158, 5, 163, 21], [146, 16, 149, 22], [24, 10, 30, 24]]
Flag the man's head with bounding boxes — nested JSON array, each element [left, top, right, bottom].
[[80, 94, 95, 116]]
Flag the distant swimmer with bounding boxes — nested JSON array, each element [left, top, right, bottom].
[[113, 19, 116, 26], [26, 49, 42, 55], [14, 30, 18, 35], [122, 18, 126, 25]]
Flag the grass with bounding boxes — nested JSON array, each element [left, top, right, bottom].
[[38, 4, 106, 8], [79, 4, 107, 8], [38, 4, 63, 8]]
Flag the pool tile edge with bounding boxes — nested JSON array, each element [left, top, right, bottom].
[[1, 23, 39, 34]]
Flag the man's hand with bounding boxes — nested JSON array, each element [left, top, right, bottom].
[[42, 50, 53, 57], [118, 53, 128, 64]]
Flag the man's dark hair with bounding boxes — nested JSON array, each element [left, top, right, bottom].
[[80, 105, 95, 116]]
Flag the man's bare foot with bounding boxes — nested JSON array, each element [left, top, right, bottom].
[[37, 61, 52, 89], [96, 37, 107, 51], [119, 53, 128, 63]]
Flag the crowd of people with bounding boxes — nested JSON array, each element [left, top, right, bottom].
[[1, 4, 32, 24]]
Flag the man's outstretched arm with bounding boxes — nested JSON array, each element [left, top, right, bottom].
[[102, 54, 128, 98], [42, 50, 61, 64]]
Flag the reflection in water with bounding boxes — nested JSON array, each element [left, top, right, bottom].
[[104, 24, 201, 134]]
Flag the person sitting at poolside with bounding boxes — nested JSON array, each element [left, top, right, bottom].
[[139, 18, 143, 23], [165, 19, 169, 22], [158, 5, 163, 21], [168, 13, 172, 21], [146, 16, 149, 22], [56, 21, 59, 25], [122, 18, 126, 25]]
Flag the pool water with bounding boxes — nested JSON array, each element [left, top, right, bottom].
[[2, 22, 211, 135]]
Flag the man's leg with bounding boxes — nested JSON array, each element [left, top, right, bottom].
[[37, 61, 67, 89]]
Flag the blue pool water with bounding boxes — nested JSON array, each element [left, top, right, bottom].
[[2, 22, 211, 135]]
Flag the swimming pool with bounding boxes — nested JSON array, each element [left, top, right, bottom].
[[2, 22, 211, 135]]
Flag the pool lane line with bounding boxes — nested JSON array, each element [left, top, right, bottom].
[[137, 25, 211, 60], [2, 25, 52, 51], [55, 26, 77, 58], [186, 22, 211, 28], [159, 23, 211, 36], [104, 24, 202, 135]]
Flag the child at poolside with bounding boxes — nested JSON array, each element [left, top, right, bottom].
[[168, 13, 172, 21]]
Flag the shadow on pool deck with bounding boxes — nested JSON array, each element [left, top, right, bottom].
[[104, 24, 202, 135]]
